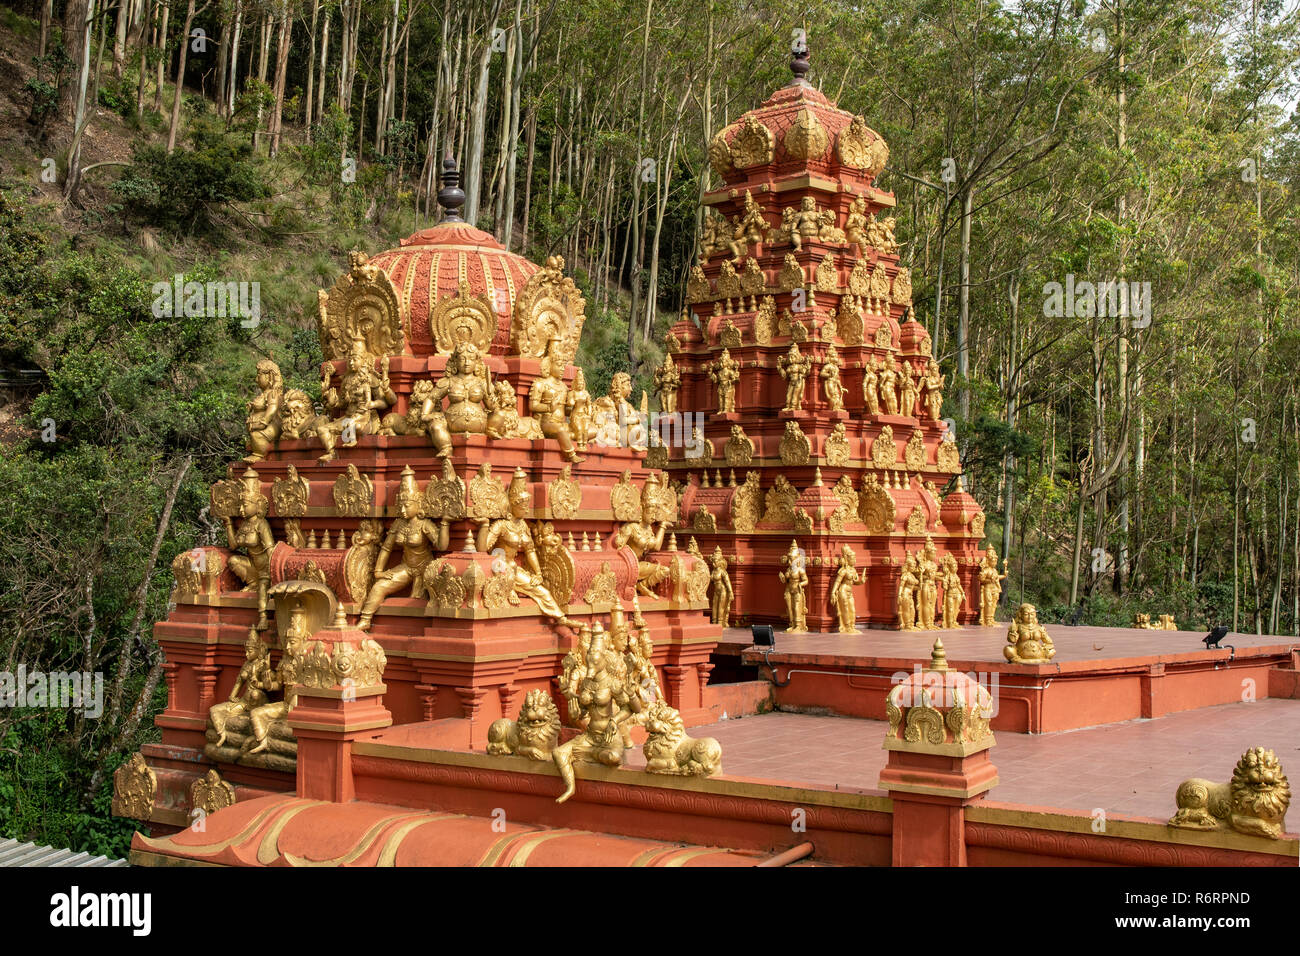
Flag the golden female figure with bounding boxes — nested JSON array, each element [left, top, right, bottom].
[[226, 472, 275, 630], [244, 359, 283, 461], [940, 553, 965, 629], [978, 546, 1007, 626], [530, 338, 583, 463], [896, 553, 919, 631], [709, 548, 734, 626], [778, 540, 808, 632], [917, 538, 940, 630], [862, 360, 881, 415], [316, 339, 396, 461], [422, 342, 495, 457], [209, 630, 273, 746], [831, 544, 862, 634], [358, 467, 449, 630], [477, 468, 574, 625], [821, 347, 846, 412], [878, 354, 900, 416], [246, 606, 310, 754], [566, 367, 595, 448], [553, 627, 635, 803]]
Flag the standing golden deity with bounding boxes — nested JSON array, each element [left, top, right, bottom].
[[896, 553, 919, 630], [654, 353, 681, 415], [243, 359, 283, 462], [315, 338, 397, 462], [778, 342, 812, 412], [477, 468, 574, 625], [225, 468, 275, 630], [821, 346, 846, 412], [940, 553, 965, 629], [900, 364, 919, 418], [529, 338, 583, 463], [916, 537, 940, 630], [877, 353, 901, 415], [831, 544, 862, 633], [357, 466, 449, 630], [922, 359, 945, 421], [978, 545, 1007, 626], [565, 367, 596, 448], [862, 359, 881, 415], [709, 349, 740, 413], [778, 540, 808, 633], [709, 547, 734, 626]]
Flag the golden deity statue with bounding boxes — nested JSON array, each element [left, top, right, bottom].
[[831, 544, 862, 634], [1003, 603, 1055, 663], [709, 348, 740, 413], [565, 367, 596, 449], [940, 553, 965, 629], [844, 195, 870, 249], [357, 466, 449, 631], [922, 359, 945, 421], [654, 352, 681, 415], [916, 536, 940, 630], [709, 547, 734, 626], [593, 372, 647, 449], [781, 196, 822, 252], [821, 346, 846, 412], [900, 364, 919, 418], [862, 359, 881, 415], [728, 190, 767, 258], [243, 359, 284, 462], [777, 342, 812, 412], [877, 353, 901, 416], [477, 467, 575, 626], [224, 468, 275, 630], [423, 341, 499, 457], [978, 546, 1007, 626], [529, 337, 583, 463], [315, 338, 397, 462], [643, 700, 723, 777], [778, 539, 808, 633], [208, 629, 273, 746], [613, 473, 672, 597], [553, 625, 638, 803], [245, 605, 309, 754], [867, 215, 899, 254], [896, 553, 919, 630]]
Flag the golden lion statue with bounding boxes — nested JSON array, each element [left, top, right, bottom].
[[642, 701, 722, 777], [1169, 747, 1291, 839], [487, 689, 561, 760]]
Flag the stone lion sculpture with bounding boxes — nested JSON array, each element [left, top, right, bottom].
[[1169, 747, 1291, 839], [642, 700, 722, 777], [487, 689, 561, 761]]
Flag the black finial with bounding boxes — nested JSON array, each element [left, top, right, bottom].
[[790, 33, 810, 86], [438, 152, 466, 223]]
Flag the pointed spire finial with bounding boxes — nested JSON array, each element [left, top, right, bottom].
[[790, 34, 811, 86], [438, 152, 466, 223]]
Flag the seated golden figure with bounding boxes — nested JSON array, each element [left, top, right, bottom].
[[476, 467, 574, 626], [487, 689, 561, 760], [208, 629, 273, 746], [245, 606, 310, 755], [613, 473, 672, 597], [225, 469, 275, 630], [315, 338, 397, 462], [529, 337, 583, 463], [425, 342, 497, 457], [643, 700, 723, 777], [1003, 603, 1055, 663], [243, 359, 283, 462], [358, 466, 449, 630], [553, 626, 637, 803]]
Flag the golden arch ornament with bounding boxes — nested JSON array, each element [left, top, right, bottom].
[[431, 279, 497, 355], [317, 250, 406, 362], [510, 255, 587, 367]]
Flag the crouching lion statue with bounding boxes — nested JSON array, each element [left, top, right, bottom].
[[487, 689, 561, 760], [1169, 747, 1290, 839], [642, 701, 723, 777]]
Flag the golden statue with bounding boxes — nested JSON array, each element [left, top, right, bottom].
[[315, 338, 397, 462], [845, 195, 870, 249], [643, 700, 723, 777], [940, 553, 965, 629], [565, 367, 596, 448], [553, 625, 637, 803], [613, 473, 672, 597], [877, 353, 901, 415], [223, 468, 275, 630], [862, 359, 881, 415], [593, 372, 646, 449], [728, 190, 767, 259], [831, 544, 861, 633], [245, 604, 309, 754], [778, 196, 822, 252], [708, 349, 740, 413], [866, 215, 899, 254], [1003, 603, 1055, 663], [208, 629, 273, 746], [357, 466, 449, 630], [821, 346, 846, 412], [487, 688, 561, 760], [423, 342, 498, 457], [900, 364, 919, 418], [243, 359, 283, 462], [709, 547, 734, 626], [777, 342, 812, 412], [653, 352, 681, 414], [1169, 748, 1291, 840], [978, 546, 1007, 626], [478, 468, 575, 625], [916, 537, 940, 630], [529, 337, 583, 463], [896, 553, 919, 631], [922, 359, 944, 420], [778, 540, 808, 633]]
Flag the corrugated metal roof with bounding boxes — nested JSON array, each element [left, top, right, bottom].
[[0, 838, 127, 867]]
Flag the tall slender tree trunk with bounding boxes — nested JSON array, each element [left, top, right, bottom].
[[268, 1, 292, 156], [304, 0, 319, 140], [165, 0, 200, 153]]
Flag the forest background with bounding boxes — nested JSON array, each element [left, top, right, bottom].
[[0, 0, 1297, 857]]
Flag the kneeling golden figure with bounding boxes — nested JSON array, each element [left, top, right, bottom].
[[358, 466, 449, 630]]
